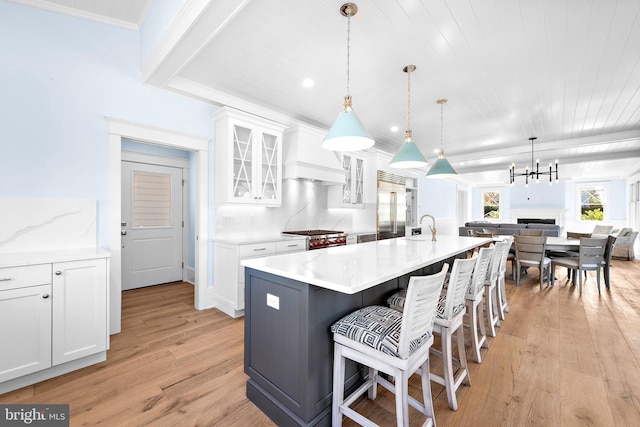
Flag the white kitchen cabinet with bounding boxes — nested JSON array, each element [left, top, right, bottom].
[[0, 253, 109, 393], [213, 238, 306, 317], [214, 107, 287, 206], [0, 270, 52, 383], [52, 258, 108, 365], [328, 153, 367, 208]]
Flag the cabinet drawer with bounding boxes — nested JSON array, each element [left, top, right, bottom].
[[276, 240, 307, 253], [0, 264, 51, 291], [239, 242, 277, 258]]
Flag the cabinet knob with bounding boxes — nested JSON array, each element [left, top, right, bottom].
[[42, 294, 50, 299], [55, 271, 62, 275]]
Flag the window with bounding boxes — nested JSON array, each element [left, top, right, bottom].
[[483, 190, 500, 219], [578, 184, 606, 221]]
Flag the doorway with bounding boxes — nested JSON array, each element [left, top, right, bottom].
[[107, 118, 210, 335], [121, 159, 184, 290]]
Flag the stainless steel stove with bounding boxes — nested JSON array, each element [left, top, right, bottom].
[[282, 229, 348, 250]]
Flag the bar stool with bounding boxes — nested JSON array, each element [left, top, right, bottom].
[[497, 236, 514, 319], [386, 257, 476, 410], [331, 265, 448, 427], [465, 245, 495, 363], [483, 241, 504, 338]]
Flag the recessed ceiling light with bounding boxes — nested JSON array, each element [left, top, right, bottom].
[[302, 78, 314, 88], [390, 125, 399, 132], [433, 149, 440, 154]]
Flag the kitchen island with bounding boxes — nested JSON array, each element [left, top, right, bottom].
[[241, 235, 490, 427]]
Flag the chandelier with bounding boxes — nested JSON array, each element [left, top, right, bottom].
[[509, 137, 559, 185]]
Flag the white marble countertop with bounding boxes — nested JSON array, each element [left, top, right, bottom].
[[242, 235, 490, 294], [0, 247, 110, 268], [214, 234, 307, 245]]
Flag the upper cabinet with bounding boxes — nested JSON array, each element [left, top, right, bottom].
[[214, 108, 287, 206], [328, 152, 370, 208]]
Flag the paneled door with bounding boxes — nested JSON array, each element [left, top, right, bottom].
[[121, 161, 183, 290]]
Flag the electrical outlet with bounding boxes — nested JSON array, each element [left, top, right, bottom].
[[266, 293, 279, 310]]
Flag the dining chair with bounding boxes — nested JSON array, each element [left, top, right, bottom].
[[465, 245, 495, 364], [601, 235, 617, 290], [513, 235, 550, 290], [387, 256, 477, 411], [552, 231, 592, 280], [550, 237, 607, 293], [518, 229, 544, 236], [331, 265, 447, 427]]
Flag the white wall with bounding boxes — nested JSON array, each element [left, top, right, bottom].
[[0, 1, 215, 250]]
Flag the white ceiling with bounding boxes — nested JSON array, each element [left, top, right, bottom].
[[14, 0, 640, 185]]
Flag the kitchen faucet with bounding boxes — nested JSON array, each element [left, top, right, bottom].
[[420, 214, 437, 241]]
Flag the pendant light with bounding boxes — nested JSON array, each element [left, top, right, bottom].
[[322, 3, 374, 151], [426, 99, 457, 177], [389, 65, 428, 168]]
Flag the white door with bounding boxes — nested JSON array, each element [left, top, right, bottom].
[[121, 161, 183, 290]]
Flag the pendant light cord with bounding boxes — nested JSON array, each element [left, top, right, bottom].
[[346, 13, 351, 96], [407, 68, 411, 131], [440, 101, 444, 152]]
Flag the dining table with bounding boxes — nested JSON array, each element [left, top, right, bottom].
[[544, 236, 581, 252]]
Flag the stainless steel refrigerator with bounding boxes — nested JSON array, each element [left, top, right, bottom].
[[376, 171, 407, 240]]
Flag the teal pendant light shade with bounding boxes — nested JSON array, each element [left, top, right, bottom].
[[427, 98, 457, 178], [389, 65, 428, 168], [390, 131, 428, 168], [426, 152, 457, 177], [322, 96, 375, 151], [323, 3, 374, 152]]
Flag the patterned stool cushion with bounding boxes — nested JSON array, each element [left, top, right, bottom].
[[331, 305, 431, 358], [387, 289, 408, 311], [388, 290, 464, 319]]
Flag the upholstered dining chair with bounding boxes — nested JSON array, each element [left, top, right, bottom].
[[550, 237, 607, 293], [592, 224, 614, 236], [387, 257, 477, 411], [518, 229, 544, 236], [513, 235, 550, 290], [612, 229, 638, 260], [331, 265, 447, 427]]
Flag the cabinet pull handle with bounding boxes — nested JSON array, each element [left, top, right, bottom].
[[0, 277, 12, 281], [42, 294, 50, 299], [55, 271, 62, 276], [253, 248, 267, 252], [287, 244, 298, 247]]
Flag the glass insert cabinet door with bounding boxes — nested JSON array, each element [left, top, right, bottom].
[[341, 155, 364, 205], [260, 131, 280, 201], [232, 124, 254, 199], [342, 155, 352, 204]]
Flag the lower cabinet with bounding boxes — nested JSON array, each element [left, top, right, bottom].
[[52, 259, 108, 365], [213, 238, 306, 317], [0, 256, 109, 390], [0, 282, 52, 383]]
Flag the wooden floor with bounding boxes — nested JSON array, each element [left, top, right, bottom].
[[2, 259, 640, 426]]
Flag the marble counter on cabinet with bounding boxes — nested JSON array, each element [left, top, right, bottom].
[[242, 235, 489, 294], [0, 247, 110, 268]]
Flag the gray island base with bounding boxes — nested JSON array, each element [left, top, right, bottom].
[[241, 235, 490, 427]]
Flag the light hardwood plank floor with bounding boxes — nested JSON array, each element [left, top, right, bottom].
[[1, 259, 639, 426]]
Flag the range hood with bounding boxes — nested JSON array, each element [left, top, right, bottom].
[[282, 123, 346, 185]]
